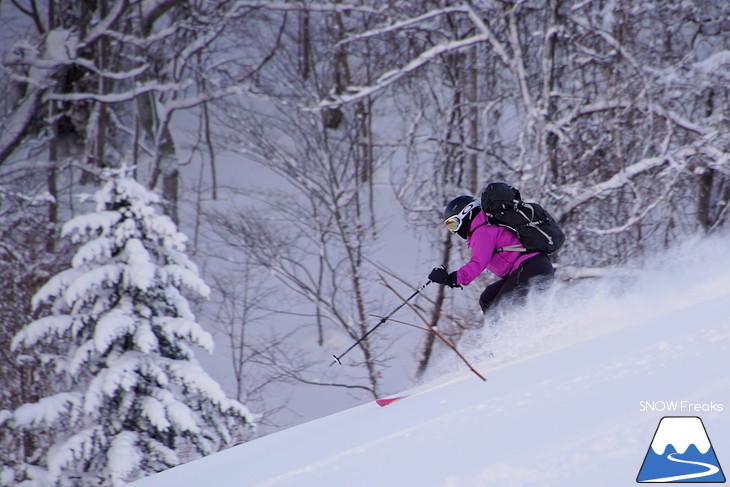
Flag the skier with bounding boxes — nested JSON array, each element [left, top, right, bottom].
[[428, 194, 555, 314]]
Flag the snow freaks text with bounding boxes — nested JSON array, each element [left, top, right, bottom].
[[639, 401, 724, 413]]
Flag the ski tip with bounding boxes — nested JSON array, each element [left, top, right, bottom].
[[331, 354, 342, 366], [375, 397, 405, 407]]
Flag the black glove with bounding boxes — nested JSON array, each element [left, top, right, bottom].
[[428, 266, 459, 288]]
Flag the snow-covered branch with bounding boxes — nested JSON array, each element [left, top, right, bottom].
[[76, 0, 131, 50], [557, 148, 695, 219], [43, 80, 193, 104], [321, 32, 490, 108], [229, 1, 385, 15], [336, 5, 471, 46]]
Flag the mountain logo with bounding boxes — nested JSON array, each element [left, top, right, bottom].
[[637, 416, 726, 483]]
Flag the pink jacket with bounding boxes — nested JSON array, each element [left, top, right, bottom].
[[455, 211, 539, 286]]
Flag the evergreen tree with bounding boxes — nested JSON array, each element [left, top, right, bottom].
[[10, 172, 254, 487]]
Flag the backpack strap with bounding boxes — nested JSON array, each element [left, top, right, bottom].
[[495, 244, 527, 253], [476, 219, 526, 253]]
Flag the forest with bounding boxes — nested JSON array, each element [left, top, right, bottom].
[[1, 1, 729, 485]]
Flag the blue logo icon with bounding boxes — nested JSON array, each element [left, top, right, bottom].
[[637, 416, 725, 483]]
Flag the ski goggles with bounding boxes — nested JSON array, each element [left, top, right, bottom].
[[444, 201, 479, 233]]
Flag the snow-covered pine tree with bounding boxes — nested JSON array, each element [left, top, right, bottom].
[[10, 172, 254, 487]]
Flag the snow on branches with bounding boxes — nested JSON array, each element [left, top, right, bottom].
[[10, 173, 254, 487]]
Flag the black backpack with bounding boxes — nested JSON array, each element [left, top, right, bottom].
[[480, 182, 565, 254]]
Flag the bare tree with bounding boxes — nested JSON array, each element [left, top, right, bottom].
[[194, 3, 426, 400], [202, 257, 295, 436], [327, 0, 730, 267], [315, 0, 730, 371]]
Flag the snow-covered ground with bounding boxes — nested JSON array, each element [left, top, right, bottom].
[[127, 235, 730, 487]]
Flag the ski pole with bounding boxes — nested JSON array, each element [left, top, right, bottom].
[[331, 280, 431, 365]]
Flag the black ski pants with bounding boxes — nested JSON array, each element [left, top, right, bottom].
[[479, 253, 554, 314]]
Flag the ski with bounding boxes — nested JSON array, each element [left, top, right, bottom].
[[375, 396, 406, 407]]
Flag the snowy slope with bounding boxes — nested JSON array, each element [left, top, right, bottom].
[[127, 236, 730, 487]]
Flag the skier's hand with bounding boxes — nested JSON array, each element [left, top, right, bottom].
[[428, 266, 459, 288]]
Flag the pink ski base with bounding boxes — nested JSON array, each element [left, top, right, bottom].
[[375, 397, 406, 407]]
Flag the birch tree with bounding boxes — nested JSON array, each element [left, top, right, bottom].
[[315, 0, 730, 370], [197, 2, 422, 400], [326, 0, 730, 266], [0, 0, 268, 219]]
